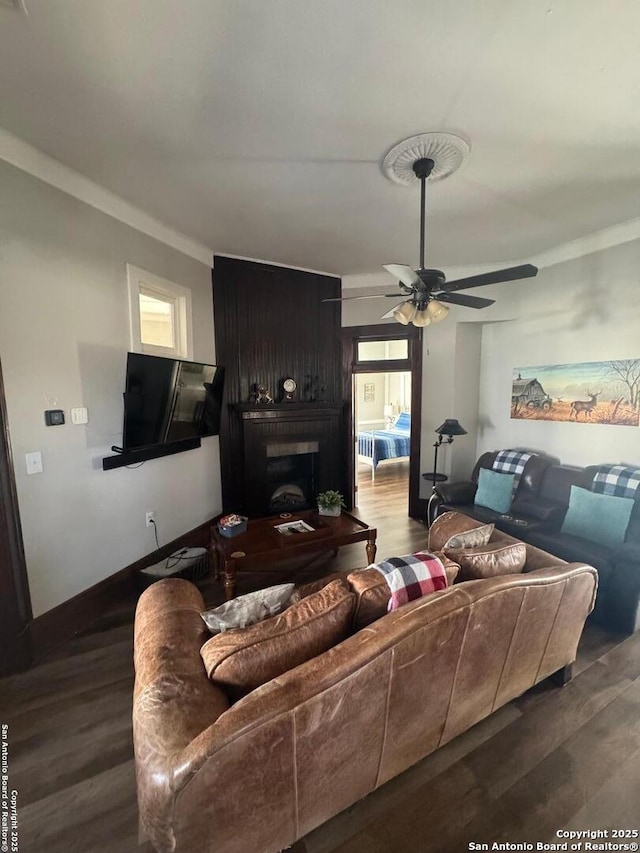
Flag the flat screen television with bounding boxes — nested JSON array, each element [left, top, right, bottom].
[[122, 352, 225, 452]]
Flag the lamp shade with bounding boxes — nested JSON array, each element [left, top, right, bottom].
[[392, 301, 417, 325], [383, 404, 394, 417], [435, 418, 467, 437], [426, 300, 449, 323], [412, 307, 431, 327]]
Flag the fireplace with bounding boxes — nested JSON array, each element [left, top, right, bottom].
[[266, 440, 319, 512], [236, 403, 344, 517]]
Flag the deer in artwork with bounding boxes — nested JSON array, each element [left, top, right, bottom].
[[570, 390, 602, 421]]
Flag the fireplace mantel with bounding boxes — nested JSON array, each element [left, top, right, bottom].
[[235, 402, 341, 420]]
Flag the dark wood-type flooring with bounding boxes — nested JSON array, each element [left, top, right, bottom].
[[2, 461, 639, 852]]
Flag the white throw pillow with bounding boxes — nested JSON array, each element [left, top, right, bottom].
[[200, 583, 295, 634]]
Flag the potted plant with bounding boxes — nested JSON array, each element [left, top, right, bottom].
[[316, 489, 346, 517]]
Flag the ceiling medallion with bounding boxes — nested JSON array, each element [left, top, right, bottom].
[[381, 132, 470, 185]]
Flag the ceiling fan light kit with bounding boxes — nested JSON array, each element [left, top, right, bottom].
[[411, 309, 431, 328], [427, 300, 449, 323], [392, 301, 417, 325], [326, 131, 538, 326]]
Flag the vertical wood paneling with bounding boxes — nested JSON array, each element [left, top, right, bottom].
[[213, 257, 342, 512]]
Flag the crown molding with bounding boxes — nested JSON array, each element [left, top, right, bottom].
[[528, 216, 640, 270], [0, 127, 214, 266], [3, 125, 640, 278]]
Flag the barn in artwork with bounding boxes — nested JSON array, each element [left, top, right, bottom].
[[510, 361, 640, 425], [511, 375, 552, 413]]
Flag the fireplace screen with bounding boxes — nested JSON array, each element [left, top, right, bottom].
[[266, 440, 319, 513]]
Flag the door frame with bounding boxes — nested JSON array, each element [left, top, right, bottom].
[[342, 324, 423, 519], [0, 358, 33, 676]]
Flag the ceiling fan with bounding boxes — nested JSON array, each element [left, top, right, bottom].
[[326, 148, 537, 327]]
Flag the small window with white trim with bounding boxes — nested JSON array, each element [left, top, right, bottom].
[[127, 265, 193, 360]]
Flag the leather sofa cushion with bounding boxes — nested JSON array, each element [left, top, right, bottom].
[[347, 555, 460, 631], [623, 503, 640, 545], [613, 543, 640, 564], [288, 572, 345, 603], [347, 568, 390, 631], [445, 542, 527, 581], [538, 464, 587, 505], [442, 555, 461, 586], [200, 578, 354, 699], [508, 496, 565, 524], [526, 530, 614, 577], [527, 530, 612, 626], [428, 511, 494, 552]]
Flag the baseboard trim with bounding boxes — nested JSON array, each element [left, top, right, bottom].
[[30, 517, 216, 658]]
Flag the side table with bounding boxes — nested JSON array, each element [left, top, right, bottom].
[[422, 472, 448, 487], [422, 472, 448, 527]]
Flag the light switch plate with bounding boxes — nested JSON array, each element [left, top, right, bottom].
[[71, 407, 88, 425], [25, 451, 43, 475]]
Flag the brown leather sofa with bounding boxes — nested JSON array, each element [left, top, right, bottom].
[[432, 451, 640, 633], [133, 528, 597, 853]]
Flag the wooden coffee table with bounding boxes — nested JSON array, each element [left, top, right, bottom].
[[210, 510, 377, 600]]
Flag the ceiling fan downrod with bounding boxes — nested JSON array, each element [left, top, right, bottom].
[[413, 158, 434, 271]]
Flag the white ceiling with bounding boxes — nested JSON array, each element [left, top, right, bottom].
[[1, 0, 640, 276]]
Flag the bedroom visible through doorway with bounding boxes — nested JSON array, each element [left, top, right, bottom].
[[354, 369, 411, 514]]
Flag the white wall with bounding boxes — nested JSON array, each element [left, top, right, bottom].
[[0, 159, 221, 617], [477, 240, 640, 466], [355, 373, 386, 427]]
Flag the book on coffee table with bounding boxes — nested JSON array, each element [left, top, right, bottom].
[[273, 519, 317, 536]]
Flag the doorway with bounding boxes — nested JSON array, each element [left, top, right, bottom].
[[342, 324, 423, 519], [353, 370, 411, 511]]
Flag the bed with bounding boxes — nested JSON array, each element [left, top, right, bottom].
[[357, 412, 411, 480]]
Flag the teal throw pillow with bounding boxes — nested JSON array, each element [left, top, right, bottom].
[[561, 485, 634, 548], [474, 468, 516, 514]]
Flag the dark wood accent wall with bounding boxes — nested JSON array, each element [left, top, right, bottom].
[[213, 256, 343, 512]]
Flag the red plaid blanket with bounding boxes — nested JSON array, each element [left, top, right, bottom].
[[370, 552, 448, 611]]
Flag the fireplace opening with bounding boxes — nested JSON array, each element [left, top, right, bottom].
[[266, 440, 319, 513]]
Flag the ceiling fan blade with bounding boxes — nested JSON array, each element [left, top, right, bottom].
[[322, 294, 402, 303], [442, 264, 538, 292], [382, 264, 421, 288], [438, 292, 495, 309], [381, 301, 407, 320]]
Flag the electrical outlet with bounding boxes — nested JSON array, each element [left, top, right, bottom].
[[146, 511, 155, 527], [25, 451, 43, 475]]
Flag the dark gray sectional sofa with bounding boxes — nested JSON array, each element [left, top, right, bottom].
[[432, 450, 640, 634]]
